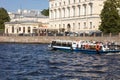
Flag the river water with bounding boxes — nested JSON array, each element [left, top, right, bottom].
[[0, 43, 120, 80]]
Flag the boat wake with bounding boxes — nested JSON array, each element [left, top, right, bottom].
[[106, 52, 120, 55]]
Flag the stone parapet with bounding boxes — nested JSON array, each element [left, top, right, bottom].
[[0, 36, 120, 44]]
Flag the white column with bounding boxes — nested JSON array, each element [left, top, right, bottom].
[[31, 26, 33, 33]]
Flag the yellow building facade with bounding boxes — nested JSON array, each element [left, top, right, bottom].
[[49, 0, 105, 33]]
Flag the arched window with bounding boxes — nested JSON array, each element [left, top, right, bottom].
[[83, 4, 86, 16], [90, 22, 92, 29], [73, 0, 75, 3], [64, 1, 65, 5], [59, 2, 61, 6], [28, 27, 31, 33], [89, 3, 93, 15], [68, 0, 70, 4], [78, 23, 80, 29], [23, 27, 25, 33], [12, 26, 14, 33], [78, 5, 81, 16], [67, 24, 71, 32], [84, 22, 86, 29]]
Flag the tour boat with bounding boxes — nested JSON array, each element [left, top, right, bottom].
[[48, 40, 120, 54]]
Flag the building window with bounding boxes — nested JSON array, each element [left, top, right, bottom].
[[90, 22, 92, 29], [23, 27, 25, 33], [51, 25, 53, 27], [78, 5, 81, 16], [59, 24, 61, 28], [19, 27, 21, 31], [84, 22, 86, 29], [55, 3, 57, 7], [55, 9, 57, 18], [12, 26, 14, 33], [78, 23, 80, 29], [59, 9, 61, 18], [51, 4, 53, 8], [63, 24, 65, 29], [63, 8, 65, 17], [89, 3, 93, 15], [59, 2, 61, 6], [64, 1, 65, 5], [6, 29, 8, 34], [83, 4, 86, 16], [68, 0, 70, 4], [73, 0, 75, 3], [73, 6, 75, 17], [28, 27, 31, 33], [68, 7, 70, 17], [55, 24, 56, 28], [50, 10, 53, 19]]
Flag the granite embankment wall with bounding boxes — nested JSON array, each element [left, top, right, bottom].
[[0, 36, 120, 44]]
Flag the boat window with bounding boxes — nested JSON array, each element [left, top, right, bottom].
[[52, 41, 56, 45], [62, 42, 66, 46], [67, 42, 72, 47], [73, 43, 76, 44], [56, 42, 61, 46]]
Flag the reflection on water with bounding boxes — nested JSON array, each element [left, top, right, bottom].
[[0, 43, 120, 80]]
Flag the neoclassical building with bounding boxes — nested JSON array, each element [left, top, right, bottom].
[[5, 9, 49, 35], [49, 0, 105, 33], [5, 21, 48, 35]]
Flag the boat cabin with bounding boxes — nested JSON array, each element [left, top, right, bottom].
[[51, 40, 78, 49]]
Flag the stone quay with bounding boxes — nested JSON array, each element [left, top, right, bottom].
[[0, 36, 120, 44]]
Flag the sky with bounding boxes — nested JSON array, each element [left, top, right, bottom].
[[0, 0, 49, 12]]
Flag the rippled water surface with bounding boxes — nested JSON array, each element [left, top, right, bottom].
[[0, 43, 120, 80]]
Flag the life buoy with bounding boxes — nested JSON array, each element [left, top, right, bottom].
[[85, 44, 89, 49], [95, 44, 100, 51]]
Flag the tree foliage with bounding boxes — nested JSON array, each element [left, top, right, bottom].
[[0, 8, 10, 29], [115, 0, 120, 7], [99, 0, 120, 34], [41, 8, 49, 16]]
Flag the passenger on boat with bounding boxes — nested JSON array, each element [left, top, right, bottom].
[[95, 44, 101, 54]]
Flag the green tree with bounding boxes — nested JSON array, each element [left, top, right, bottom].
[[99, 0, 120, 34], [41, 8, 49, 16], [115, 0, 120, 7], [0, 8, 10, 29]]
